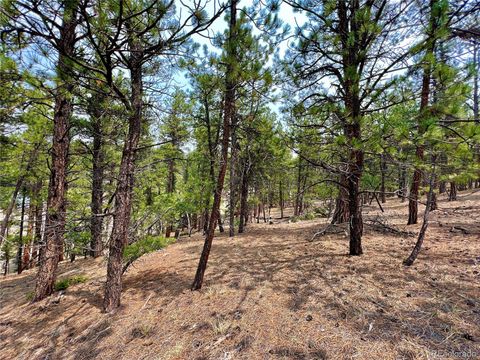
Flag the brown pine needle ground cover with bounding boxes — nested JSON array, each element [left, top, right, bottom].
[[1, 190, 479, 360]]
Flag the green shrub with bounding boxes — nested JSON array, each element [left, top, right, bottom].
[[54, 275, 88, 291], [300, 212, 316, 221], [123, 236, 174, 273], [25, 291, 34, 302]]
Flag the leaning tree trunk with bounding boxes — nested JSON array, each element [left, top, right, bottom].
[[103, 43, 143, 313], [33, 2, 78, 302], [192, 0, 237, 291], [404, 157, 436, 266]]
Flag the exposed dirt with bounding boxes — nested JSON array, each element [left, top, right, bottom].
[[1, 190, 479, 360]]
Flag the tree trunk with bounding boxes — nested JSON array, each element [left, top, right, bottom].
[[22, 189, 36, 270], [103, 38, 143, 312], [90, 104, 105, 258], [218, 214, 224, 233], [474, 43, 478, 124], [192, 0, 237, 291], [279, 180, 284, 219], [439, 181, 446, 194], [347, 124, 364, 256], [331, 176, 349, 224], [380, 154, 386, 203], [16, 190, 26, 274], [31, 187, 44, 268], [448, 181, 457, 201], [228, 127, 238, 237], [294, 158, 302, 216], [398, 164, 407, 201], [408, 0, 437, 225], [33, 3, 78, 302], [404, 159, 436, 266], [238, 160, 249, 233]]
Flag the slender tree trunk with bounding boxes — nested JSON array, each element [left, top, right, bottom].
[[218, 214, 224, 233], [238, 160, 249, 233], [473, 44, 480, 185], [90, 105, 105, 258], [279, 180, 284, 219], [294, 158, 302, 216], [33, 3, 78, 301], [229, 127, 238, 237], [404, 157, 436, 266], [22, 189, 36, 270], [380, 154, 386, 203], [192, 0, 237, 291], [16, 191, 26, 274], [439, 181, 446, 194], [474, 43, 478, 124], [408, 0, 437, 225], [32, 194, 44, 268], [448, 181, 457, 201], [103, 37, 143, 312]]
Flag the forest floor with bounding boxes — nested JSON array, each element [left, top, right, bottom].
[[1, 190, 480, 360]]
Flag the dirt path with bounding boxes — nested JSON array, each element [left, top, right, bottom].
[[0, 191, 479, 359]]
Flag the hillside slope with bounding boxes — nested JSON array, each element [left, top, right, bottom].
[[1, 191, 479, 360]]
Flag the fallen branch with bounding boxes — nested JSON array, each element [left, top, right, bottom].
[[310, 223, 348, 241], [449, 226, 470, 234], [365, 217, 415, 237]]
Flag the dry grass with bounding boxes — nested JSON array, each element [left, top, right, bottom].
[[0, 190, 479, 360]]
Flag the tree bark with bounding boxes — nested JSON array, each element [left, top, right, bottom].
[[103, 34, 143, 313], [346, 123, 364, 256], [192, 0, 237, 291], [33, 2, 78, 301], [331, 174, 349, 224]]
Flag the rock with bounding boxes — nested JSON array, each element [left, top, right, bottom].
[[306, 315, 313, 321]]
